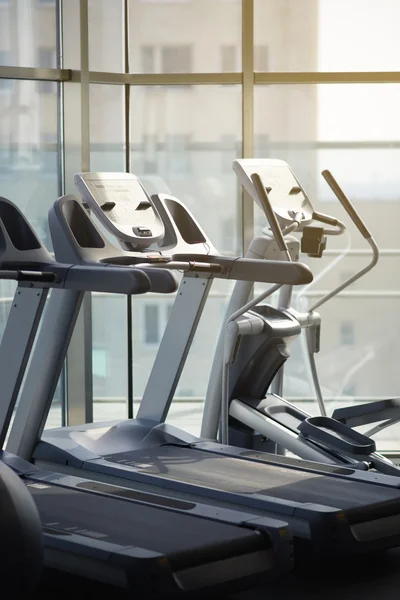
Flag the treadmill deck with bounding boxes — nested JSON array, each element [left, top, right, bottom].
[[100, 445, 400, 521]]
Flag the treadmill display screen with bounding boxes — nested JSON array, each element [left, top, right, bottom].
[[86, 178, 159, 236]]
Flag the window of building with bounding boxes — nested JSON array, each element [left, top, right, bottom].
[[161, 45, 192, 73], [254, 133, 270, 156], [340, 321, 355, 345], [221, 45, 238, 72], [165, 134, 191, 175], [144, 304, 160, 344], [254, 45, 268, 72], [143, 302, 176, 345], [0, 51, 12, 91], [37, 48, 57, 94], [141, 46, 155, 74], [93, 348, 107, 378], [140, 0, 192, 3], [342, 382, 356, 396], [37, 0, 56, 5]]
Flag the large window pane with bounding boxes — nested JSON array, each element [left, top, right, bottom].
[[0, 79, 58, 248], [90, 84, 125, 171], [254, 0, 400, 72], [0, 0, 57, 68], [254, 84, 400, 250], [92, 294, 128, 421], [130, 85, 242, 254], [89, 83, 126, 420], [129, 0, 241, 73], [0, 75, 61, 429], [254, 83, 400, 451], [129, 84, 241, 429], [89, 0, 124, 72]]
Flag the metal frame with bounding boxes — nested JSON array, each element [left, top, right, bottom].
[[0, 287, 49, 448], [62, 0, 93, 426], [1, 0, 400, 443]]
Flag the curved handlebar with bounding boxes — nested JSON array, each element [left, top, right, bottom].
[[322, 170, 372, 239]]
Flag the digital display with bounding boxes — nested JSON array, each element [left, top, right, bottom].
[[84, 177, 161, 238]]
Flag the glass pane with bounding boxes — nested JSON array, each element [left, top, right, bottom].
[[0, 78, 60, 429], [254, 0, 400, 72], [89, 83, 126, 420], [0, 0, 57, 68], [92, 294, 128, 422], [130, 85, 242, 254], [90, 84, 125, 171], [129, 0, 242, 73], [129, 84, 241, 431], [254, 83, 400, 450], [0, 79, 59, 249], [254, 84, 400, 250], [89, 0, 124, 72]]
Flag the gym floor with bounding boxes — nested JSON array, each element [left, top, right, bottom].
[[33, 548, 400, 599]]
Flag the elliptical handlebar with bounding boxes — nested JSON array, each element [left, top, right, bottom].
[[322, 170, 372, 239], [309, 171, 379, 313], [251, 173, 292, 260]]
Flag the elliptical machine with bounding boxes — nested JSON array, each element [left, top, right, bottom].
[[202, 159, 400, 475]]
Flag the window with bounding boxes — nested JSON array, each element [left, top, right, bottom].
[[37, 0, 56, 5], [342, 383, 356, 397], [339, 271, 353, 284], [141, 46, 155, 74], [340, 321, 355, 346], [254, 45, 268, 72], [254, 134, 270, 156], [0, 51, 12, 91], [165, 134, 192, 175], [140, 0, 192, 3], [161, 45, 192, 73], [221, 46, 238, 72], [143, 302, 176, 345], [37, 48, 57, 94], [144, 304, 160, 344], [93, 348, 107, 378]]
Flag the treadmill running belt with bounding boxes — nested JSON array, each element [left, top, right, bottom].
[[27, 480, 264, 569], [103, 446, 400, 511]]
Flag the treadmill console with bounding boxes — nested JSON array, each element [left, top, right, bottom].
[[74, 172, 165, 249], [233, 159, 314, 230]]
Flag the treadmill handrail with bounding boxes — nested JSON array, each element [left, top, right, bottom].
[[64, 264, 152, 295], [137, 256, 313, 285], [0, 270, 58, 283]]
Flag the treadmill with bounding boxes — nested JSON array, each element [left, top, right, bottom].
[[0, 195, 295, 595], [8, 172, 400, 560]]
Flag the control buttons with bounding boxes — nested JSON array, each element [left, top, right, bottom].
[[132, 226, 153, 237]]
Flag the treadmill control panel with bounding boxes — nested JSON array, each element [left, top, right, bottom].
[[74, 172, 165, 248]]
